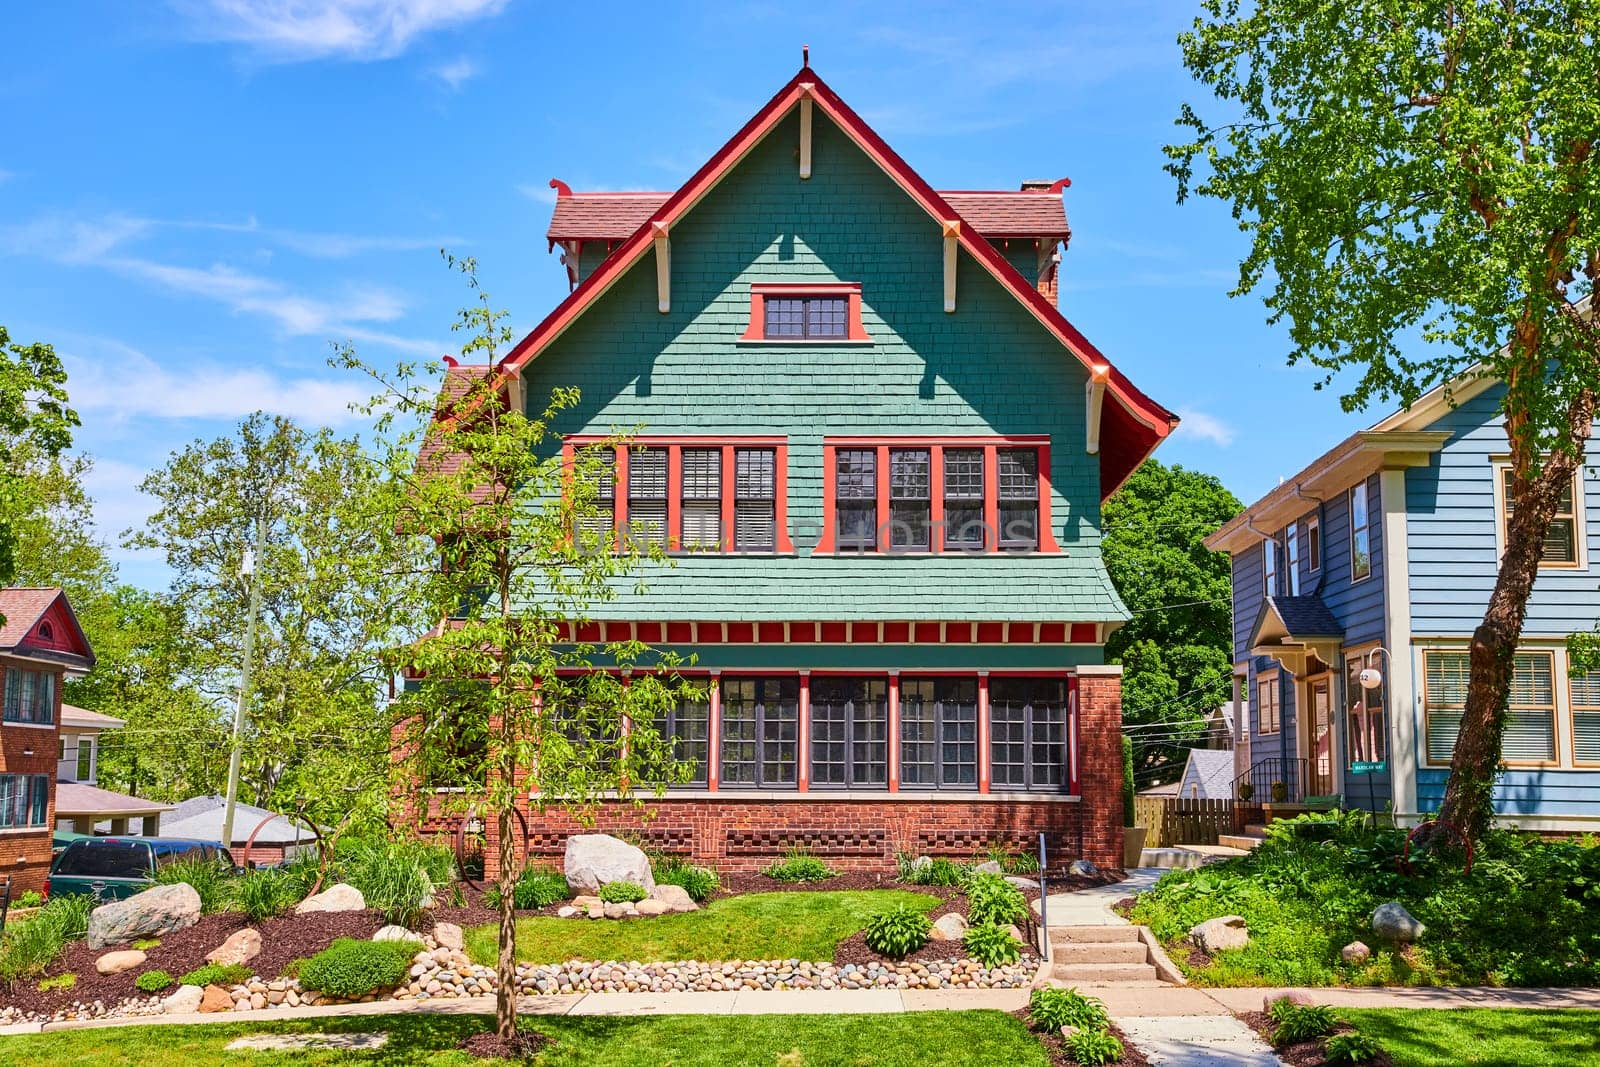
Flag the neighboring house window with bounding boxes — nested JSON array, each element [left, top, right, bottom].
[[719, 677, 799, 788], [627, 446, 668, 548], [1569, 669, 1600, 766], [0, 774, 50, 829], [1257, 673, 1280, 735], [898, 677, 979, 789], [1424, 650, 1557, 765], [1345, 656, 1386, 766], [77, 737, 94, 782], [808, 677, 889, 788], [1350, 481, 1372, 581], [888, 450, 932, 550], [742, 284, 868, 342], [1499, 465, 1582, 567], [680, 448, 722, 549], [3, 668, 54, 725], [734, 448, 777, 552], [997, 449, 1039, 550], [1263, 538, 1277, 598], [988, 677, 1070, 791], [835, 449, 878, 550], [655, 693, 710, 785], [942, 449, 985, 550], [1286, 522, 1301, 596], [1306, 518, 1321, 574]]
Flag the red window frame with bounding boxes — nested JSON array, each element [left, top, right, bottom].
[[741, 283, 870, 342], [814, 436, 1059, 554], [563, 436, 793, 554]]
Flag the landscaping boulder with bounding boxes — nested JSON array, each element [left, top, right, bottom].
[[206, 928, 261, 966], [1264, 991, 1316, 1013], [562, 834, 655, 893], [1342, 941, 1372, 964], [1005, 924, 1025, 943], [1005, 876, 1041, 890], [295, 882, 365, 914], [199, 985, 234, 1013], [907, 855, 933, 874], [1189, 915, 1249, 954], [571, 894, 602, 910], [162, 984, 205, 1014], [1068, 859, 1100, 877], [433, 922, 464, 950], [95, 949, 147, 975], [557, 906, 579, 918], [1372, 902, 1425, 942], [636, 898, 670, 916], [647, 884, 699, 913], [373, 925, 422, 943], [972, 861, 1005, 876], [87, 883, 202, 949], [930, 913, 969, 941], [602, 902, 632, 919]]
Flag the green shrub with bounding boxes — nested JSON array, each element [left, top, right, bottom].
[[897, 854, 968, 886], [132, 938, 161, 951], [336, 838, 435, 929], [598, 881, 648, 904], [963, 923, 1021, 968], [14, 890, 43, 908], [37, 972, 75, 992], [234, 867, 297, 922], [178, 962, 252, 988], [979, 843, 1041, 875], [135, 969, 175, 993], [863, 905, 931, 959], [296, 937, 421, 999], [0, 893, 93, 983], [1062, 1027, 1124, 1066], [484, 865, 571, 911], [1270, 1001, 1338, 1044], [1324, 1031, 1383, 1064], [965, 872, 1028, 927], [653, 857, 719, 902], [154, 856, 236, 914], [763, 848, 833, 883], [1028, 986, 1110, 1032]]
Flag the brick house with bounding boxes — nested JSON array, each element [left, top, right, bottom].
[[414, 66, 1176, 875], [0, 588, 96, 894]]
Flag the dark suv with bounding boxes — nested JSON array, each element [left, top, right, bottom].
[[46, 838, 237, 902]]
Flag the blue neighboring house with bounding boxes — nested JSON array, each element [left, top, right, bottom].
[[1206, 368, 1600, 833]]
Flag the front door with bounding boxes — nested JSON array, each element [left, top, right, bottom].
[[1306, 678, 1334, 796]]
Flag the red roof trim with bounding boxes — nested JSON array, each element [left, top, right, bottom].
[[504, 68, 1176, 490]]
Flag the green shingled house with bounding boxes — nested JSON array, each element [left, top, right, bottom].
[[436, 64, 1176, 873]]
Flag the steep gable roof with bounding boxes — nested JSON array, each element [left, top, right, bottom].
[[0, 587, 95, 670], [503, 66, 1176, 497]]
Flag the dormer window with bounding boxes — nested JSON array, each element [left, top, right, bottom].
[[742, 283, 869, 342], [767, 296, 846, 339]]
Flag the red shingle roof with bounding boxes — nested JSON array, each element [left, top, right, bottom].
[[547, 190, 1070, 244], [0, 588, 63, 647]]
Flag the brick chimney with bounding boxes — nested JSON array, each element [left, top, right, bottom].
[[1020, 181, 1063, 306]]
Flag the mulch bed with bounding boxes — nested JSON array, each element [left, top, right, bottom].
[[833, 884, 973, 967], [1011, 1009, 1152, 1067], [459, 1029, 550, 1061], [1239, 1009, 1397, 1067]]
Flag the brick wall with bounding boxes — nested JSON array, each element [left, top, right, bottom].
[[1075, 668, 1125, 869]]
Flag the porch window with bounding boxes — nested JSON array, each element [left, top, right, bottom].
[[888, 450, 932, 550], [1570, 669, 1600, 766], [656, 693, 710, 785], [988, 677, 1069, 791], [835, 449, 877, 550], [734, 449, 777, 551], [2, 668, 54, 725], [627, 447, 669, 548], [0, 774, 50, 829], [1424, 650, 1557, 765], [680, 448, 722, 549], [1256, 673, 1280, 735], [720, 677, 798, 788], [1350, 481, 1372, 581], [1499, 465, 1582, 567], [942, 449, 985, 549], [808, 677, 889, 788], [997, 449, 1039, 550], [899, 677, 979, 789], [1344, 657, 1386, 766]]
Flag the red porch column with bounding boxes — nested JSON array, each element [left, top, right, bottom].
[[1074, 664, 1125, 870]]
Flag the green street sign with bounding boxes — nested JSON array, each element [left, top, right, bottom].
[[1350, 761, 1386, 775]]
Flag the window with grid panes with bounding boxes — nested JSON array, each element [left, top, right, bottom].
[[889, 449, 931, 550], [2, 668, 54, 725], [943, 449, 985, 549], [627, 447, 668, 547], [734, 449, 776, 551], [655, 693, 710, 785], [1571, 670, 1600, 765], [835, 449, 877, 549], [764, 297, 848, 339], [720, 677, 798, 787], [1425, 650, 1556, 764], [1350, 482, 1372, 580], [899, 677, 978, 788], [997, 449, 1039, 549], [808, 677, 888, 788], [0, 774, 49, 829], [989, 678, 1070, 790], [680, 448, 722, 549], [1501, 467, 1580, 565], [574, 447, 614, 547]]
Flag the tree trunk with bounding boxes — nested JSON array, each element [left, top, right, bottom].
[[494, 797, 517, 1040]]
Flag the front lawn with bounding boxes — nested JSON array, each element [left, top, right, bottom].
[[1344, 1007, 1600, 1066], [0, 1009, 1049, 1066], [465, 889, 939, 964]]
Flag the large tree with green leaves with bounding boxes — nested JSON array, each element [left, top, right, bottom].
[[1169, 0, 1600, 838], [0, 325, 78, 597], [343, 256, 695, 1046]]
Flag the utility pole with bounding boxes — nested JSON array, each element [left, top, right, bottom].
[[220, 514, 265, 853]]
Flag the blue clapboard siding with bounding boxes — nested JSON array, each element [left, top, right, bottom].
[[1315, 474, 1387, 647], [1416, 768, 1600, 818]]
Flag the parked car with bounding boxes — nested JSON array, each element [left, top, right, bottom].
[[45, 837, 237, 902]]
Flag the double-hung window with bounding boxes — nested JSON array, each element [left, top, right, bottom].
[[1570, 669, 1600, 766], [889, 450, 931, 550], [809, 677, 889, 788], [574, 447, 615, 548], [1500, 466, 1582, 566], [943, 449, 985, 550], [76, 737, 94, 783], [627, 447, 668, 548], [719, 677, 798, 788], [3, 668, 54, 725], [997, 449, 1039, 549], [1306, 518, 1321, 574], [835, 449, 878, 550], [0, 774, 50, 829], [680, 449, 722, 550], [1350, 481, 1372, 581], [656, 693, 711, 785], [899, 677, 978, 789], [988, 677, 1070, 791], [1424, 650, 1557, 765], [734, 449, 777, 552]]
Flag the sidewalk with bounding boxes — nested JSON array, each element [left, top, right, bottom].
[[1034, 866, 1164, 926]]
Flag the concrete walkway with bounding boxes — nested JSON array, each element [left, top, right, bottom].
[[1035, 866, 1165, 926], [1117, 1015, 1283, 1066]]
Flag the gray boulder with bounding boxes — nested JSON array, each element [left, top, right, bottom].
[[971, 861, 1005, 876], [1068, 859, 1100, 877], [1189, 915, 1250, 954], [87, 883, 202, 949], [1372, 902, 1425, 942], [1005, 876, 1041, 890], [562, 833, 655, 893], [1342, 940, 1372, 963]]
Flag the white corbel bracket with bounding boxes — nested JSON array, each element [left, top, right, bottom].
[[1085, 364, 1109, 454], [942, 220, 959, 313], [652, 221, 671, 314]]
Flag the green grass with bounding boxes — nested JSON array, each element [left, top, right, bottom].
[[0, 1009, 1049, 1066], [1344, 1007, 1600, 1066], [465, 890, 939, 964]]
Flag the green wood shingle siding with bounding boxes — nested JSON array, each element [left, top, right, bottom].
[[517, 107, 1120, 623]]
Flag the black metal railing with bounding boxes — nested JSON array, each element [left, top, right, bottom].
[[1232, 757, 1310, 804]]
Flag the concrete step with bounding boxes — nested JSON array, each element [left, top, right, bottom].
[[1050, 962, 1160, 984], [1217, 833, 1266, 850], [1049, 925, 1142, 944], [1139, 847, 1210, 869], [1051, 941, 1150, 965]]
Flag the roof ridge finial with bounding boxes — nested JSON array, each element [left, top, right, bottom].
[[802, 43, 809, 68]]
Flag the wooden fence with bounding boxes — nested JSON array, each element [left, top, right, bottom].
[[1134, 797, 1239, 847]]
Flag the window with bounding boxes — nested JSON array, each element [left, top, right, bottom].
[[988, 677, 1070, 791], [574, 447, 615, 547], [997, 449, 1039, 549], [680, 448, 722, 549], [1286, 522, 1301, 596], [1424, 650, 1557, 765], [1263, 539, 1277, 598], [1257, 673, 1280, 735], [1570, 669, 1600, 766], [656, 693, 710, 785], [809, 677, 889, 788], [1345, 656, 1386, 767], [36, 622, 53, 641], [1350, 481, 1372, 581], [627, 447, 668, 548], [899, 677, 978, 789], [1307, 518, 1321, 574], [76, 737, 94, 782], [943, 449, 985, 550], [0, 774, 49, 829], [889, 450, 931, 550], [1500, 466, 1581, 566], [735, 448, 777, 551], [3, 668, 54, 725], [835, 449, 877, 550], [765, 296, 848, 339], [720, 677, 798, 788]]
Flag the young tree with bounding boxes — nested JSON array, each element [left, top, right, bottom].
[[0, 324, 78, 594], [1169, 1, 1600, 838], [343, 256, 693, 1047]]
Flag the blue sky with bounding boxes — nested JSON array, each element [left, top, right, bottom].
[[1, 1, 1375, 589]]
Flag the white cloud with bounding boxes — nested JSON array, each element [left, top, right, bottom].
[[80, 458, 164, 547], [177, 0, 510, 61], [1173, 408, 1236, 448], [431, 56, 477, 89]]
